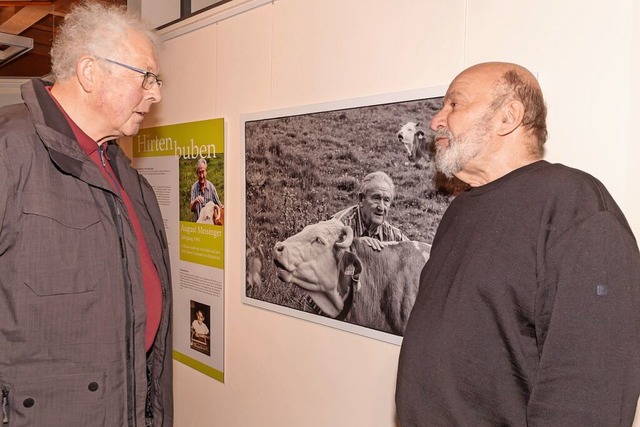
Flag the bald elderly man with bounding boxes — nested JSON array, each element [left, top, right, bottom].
[[396, 62, 640, 426]]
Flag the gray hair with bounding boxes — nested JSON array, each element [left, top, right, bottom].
[[358, 171, 395, 199], [196, 158, 208, 170], [490, 68, 548, 154], [50, 1, 160, 82]]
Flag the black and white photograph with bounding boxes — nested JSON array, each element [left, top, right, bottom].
[[190, 300, 211, 356], [243, 87, 467, 344]]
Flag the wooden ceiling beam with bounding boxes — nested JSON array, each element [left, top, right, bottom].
[[0, 2, 53, 6], [49, 0, 77, 15], [0, 5, 51, 34], [30, 23, 51, 31], [0, 0, 126, 77], [0, 7, 18, 25]]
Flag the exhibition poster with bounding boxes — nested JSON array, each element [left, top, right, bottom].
[[133, 118, 225, 382]]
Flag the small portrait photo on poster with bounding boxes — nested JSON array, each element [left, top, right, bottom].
[[179, 155, 225, 224], [243, 88, 469, 344], [190, 300, 211, 356]]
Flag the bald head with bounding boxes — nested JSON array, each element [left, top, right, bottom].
[[454, 62, 540, 92], [457, 62, 547, 151], [430, 62, 547, 186], [458, 62, 535, 80]]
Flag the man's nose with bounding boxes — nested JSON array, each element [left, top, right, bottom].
[[148, 83, 163, 103], [430, 109, 446, 131]]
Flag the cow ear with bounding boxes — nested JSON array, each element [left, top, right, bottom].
[[335, 226, 354, 248]]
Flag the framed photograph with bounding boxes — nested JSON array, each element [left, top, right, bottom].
[[241, 86, 463, 345]]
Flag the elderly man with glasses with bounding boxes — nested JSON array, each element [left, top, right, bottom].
[[0, 2, 172, 426]]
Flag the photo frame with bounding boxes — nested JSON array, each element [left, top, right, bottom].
[[241, 86, 461, 345]]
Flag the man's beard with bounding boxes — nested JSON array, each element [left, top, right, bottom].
[[434, 119, 491, 179]]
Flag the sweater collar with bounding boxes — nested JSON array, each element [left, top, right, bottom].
[[466, 160, 549, 196]]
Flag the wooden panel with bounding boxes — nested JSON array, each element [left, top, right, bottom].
[[0, 50, 50, 76], [0, 2, 53, 6], [0, 6, 19, 25], [0, 5, 50, 34]]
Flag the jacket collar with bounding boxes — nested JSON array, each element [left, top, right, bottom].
[[21, 79, 117, 189]]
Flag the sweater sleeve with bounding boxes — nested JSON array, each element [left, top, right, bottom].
[[528, 211, 640, 426]]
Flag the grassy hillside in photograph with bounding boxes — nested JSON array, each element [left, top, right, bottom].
[[245, 96, 453, 313]]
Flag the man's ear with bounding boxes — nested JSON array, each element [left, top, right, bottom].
[[76, 55, 98, 93], [358, 193, 365, 204], [497, 100, 525, 136]]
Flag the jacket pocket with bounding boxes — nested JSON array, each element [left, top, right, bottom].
[[19, 192, 103, 296], [5, 370, 106, 427]]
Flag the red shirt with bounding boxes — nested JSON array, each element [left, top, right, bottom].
[[49, 91, 163, 351]]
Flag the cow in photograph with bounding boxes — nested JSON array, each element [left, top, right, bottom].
[[196, 201, 224, 225], [397, 121, 470, 196], [272, 219, 431, 335], [246, 238, 264, 293], [397, 121, 432, 166]]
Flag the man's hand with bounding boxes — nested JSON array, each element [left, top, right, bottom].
[[361, 236, 384, 251]]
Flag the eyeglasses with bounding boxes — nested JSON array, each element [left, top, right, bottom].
[[98, 57, 163, 90]]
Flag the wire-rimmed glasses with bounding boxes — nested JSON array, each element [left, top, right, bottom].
[[98, 57, 163, 90]]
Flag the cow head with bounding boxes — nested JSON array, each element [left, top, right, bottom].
[[273, 219, 361, 317], [397, 121, 426, 161], [197, 202, 224, 225]]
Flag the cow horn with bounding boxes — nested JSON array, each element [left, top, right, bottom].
[[335, 226, 354, 248]]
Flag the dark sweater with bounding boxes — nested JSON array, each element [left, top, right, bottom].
[[396, 161, 640, 426]]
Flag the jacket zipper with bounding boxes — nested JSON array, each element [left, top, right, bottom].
[[2, 386, 9, 424], [99, 145, 137, 426], [135, 165, 174, 425]]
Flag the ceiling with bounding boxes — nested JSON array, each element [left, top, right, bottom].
[[0, 0, 126, 78]]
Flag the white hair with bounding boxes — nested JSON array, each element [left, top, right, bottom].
[[50, 1, 160, 82]]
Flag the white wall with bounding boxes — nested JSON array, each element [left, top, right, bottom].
[[137, 0, 640, 426]]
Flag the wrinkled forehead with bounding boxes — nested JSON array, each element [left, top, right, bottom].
[[448, 65, 501, 98], [124, 30, 160, 72], [363, 180, 393, 196]]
